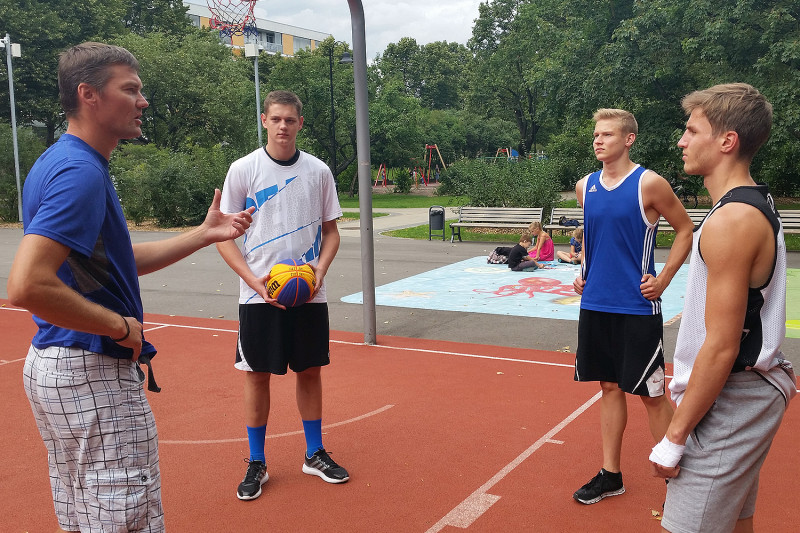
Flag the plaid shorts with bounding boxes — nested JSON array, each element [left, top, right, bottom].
[[23, 345, 164, 532]]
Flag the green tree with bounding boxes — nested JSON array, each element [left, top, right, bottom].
[[367, 78, 424, 193], [123, 0, 191, 36], [0, 0, 126, 144], [375, 38, 470, 110], [0, 123, 46, 221], [113, 30, 254, 152]]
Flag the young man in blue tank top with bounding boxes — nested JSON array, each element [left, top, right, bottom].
[[571, 109, 694, 505], [650, 84, 795, 533]]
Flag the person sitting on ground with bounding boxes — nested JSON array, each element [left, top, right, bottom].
[[527, 221, 555, 261], [557, 227, 584, 264], [507, 233, 543, 272]]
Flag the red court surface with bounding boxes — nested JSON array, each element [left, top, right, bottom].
[[2, 303, 798, 532]]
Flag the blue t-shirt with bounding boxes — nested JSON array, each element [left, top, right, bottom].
[[570, 236, 582, 254], [22, 134, 155, 359], [579, 165, 660, 315]]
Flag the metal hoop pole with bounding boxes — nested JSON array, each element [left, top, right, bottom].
[[3, 34, 22, 221], [254, 54, 262, 146], [346, 1, 376, 345]]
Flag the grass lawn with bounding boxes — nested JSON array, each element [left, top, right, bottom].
[[338, 211, 389, 220], [341, 191, 800, 250], [338, 194, 468, 209], [385, 218, 800, 251]]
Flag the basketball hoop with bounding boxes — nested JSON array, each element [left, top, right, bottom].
[[207, 0, 259, 37]]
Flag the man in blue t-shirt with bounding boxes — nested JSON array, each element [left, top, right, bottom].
[[570, 109, 693, 506], [7, 42, 253, 532]]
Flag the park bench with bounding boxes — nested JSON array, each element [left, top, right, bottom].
[[657, 208, 710, 233], [546, 207, 708, 234], [544, 207, 584, 235], [449, 206, 543, 243], [780, 210, 800, 234]]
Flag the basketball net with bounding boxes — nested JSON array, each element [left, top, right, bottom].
[[206, 0, 258, 37]]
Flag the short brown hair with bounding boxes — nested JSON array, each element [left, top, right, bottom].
[[519, 233, 533, 244], [593, 108, 638, 135], [681, 83, 772, 161], [263, 90, 303, 115], [58, 42, 139, 117]]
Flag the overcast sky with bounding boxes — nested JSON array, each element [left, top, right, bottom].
[[254, 0, 484, 60]]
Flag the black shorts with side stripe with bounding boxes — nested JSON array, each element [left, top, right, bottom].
[[574, 308, 666, 397], [236, 303, 330, 374]]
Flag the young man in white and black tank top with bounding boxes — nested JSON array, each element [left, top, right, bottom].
[[650, 83, 796, 533]]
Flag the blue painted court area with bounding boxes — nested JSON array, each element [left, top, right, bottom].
[[342, 257, 689, 322]]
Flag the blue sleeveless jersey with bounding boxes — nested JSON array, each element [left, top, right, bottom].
[[580, 165, 660, 315]]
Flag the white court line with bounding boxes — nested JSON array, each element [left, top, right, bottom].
[[160, 404, 394, 444], [6, 310, 798, 394], [424, 391, 603, 533], [1, 357, 27, 366], [144, 325, 170, 333]]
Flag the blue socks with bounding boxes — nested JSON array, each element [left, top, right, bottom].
[[302, 419, 323, 458], [248, 421, 323, 461], [246, 425, 267, 463]]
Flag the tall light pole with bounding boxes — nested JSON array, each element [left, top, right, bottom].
[[244, 43, 262, 147], [1, 33, 22, 221], [328, 46, 352, 181]]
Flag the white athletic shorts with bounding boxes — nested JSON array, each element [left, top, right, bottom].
[[662, 371, 786, 533], [23, 345, 164, 532]]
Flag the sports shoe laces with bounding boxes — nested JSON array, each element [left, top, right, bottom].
[[243, 459, 265, 480], [311, 449, 340, 469]]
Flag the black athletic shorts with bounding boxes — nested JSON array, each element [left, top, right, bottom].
[[574, 308, 666, 397], [236, 303, 330, 374]]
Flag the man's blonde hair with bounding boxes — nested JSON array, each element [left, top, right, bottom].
[[681, 83, 772, 161], [593, 108, 638, 135]]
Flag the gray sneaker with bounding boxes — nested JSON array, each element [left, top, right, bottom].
[[302, 449, 349, 483], [237, 459, 268, 500]]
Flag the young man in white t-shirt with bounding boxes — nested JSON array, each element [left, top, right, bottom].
[[650, 83, 796, 533], [217, 90, 347, 501]]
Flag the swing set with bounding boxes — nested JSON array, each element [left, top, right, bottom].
[[373, 144, 448, 189]]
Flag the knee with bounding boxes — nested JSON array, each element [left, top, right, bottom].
[[296, 367, 321, 383], [600, 381, 623, 395], [641, 394, 672, 410]]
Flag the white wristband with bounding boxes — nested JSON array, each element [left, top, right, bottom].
[[649, 436, 685, 468]]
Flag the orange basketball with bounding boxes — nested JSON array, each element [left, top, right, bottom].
[[266, 260, 315, 307]]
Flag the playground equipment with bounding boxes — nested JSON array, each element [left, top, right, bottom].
[[494, 147, 519, 161], [422, 144, 446, 186], [373, 163, 389, 187]]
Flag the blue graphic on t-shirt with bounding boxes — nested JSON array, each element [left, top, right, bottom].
[[300, 226, 322, 263], [245, 177, 297, 213]]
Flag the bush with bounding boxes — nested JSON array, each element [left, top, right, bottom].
[[112, 144, 234, 227], [0, 124, 46, 221], [393, 168, 412, 194], [438, 158, 561, 214]]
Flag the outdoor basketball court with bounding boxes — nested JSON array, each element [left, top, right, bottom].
[[2, 303, 798, 532], [342, 259, 689, 323], [342, 258, 800, 339]]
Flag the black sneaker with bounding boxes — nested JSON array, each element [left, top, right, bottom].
[[237, 459, 268, 500], [302, 449, 349, 483], [573, 469, 625, 504]]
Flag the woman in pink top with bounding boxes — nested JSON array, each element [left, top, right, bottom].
[[527, 221, 554, 261]]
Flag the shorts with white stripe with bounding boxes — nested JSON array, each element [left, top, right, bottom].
[[23, 345, 164, 532], [574, 309, 665, 396]]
